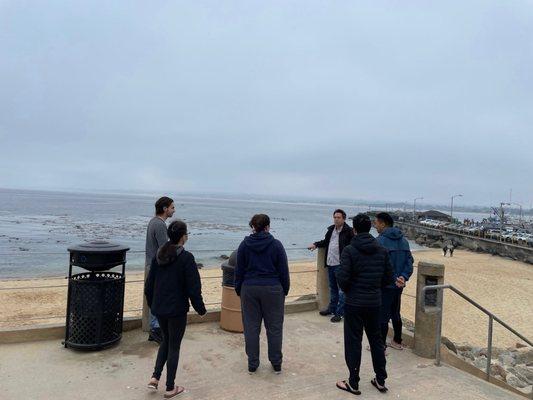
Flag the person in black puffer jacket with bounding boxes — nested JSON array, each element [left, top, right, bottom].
[[335, 214, 394, 396], [144, 220, 206, 398]]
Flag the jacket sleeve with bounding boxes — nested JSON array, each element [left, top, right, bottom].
[[185, 254, 206, 315], [276, 241, 290, 296], [400, 251, 414, 282], [155, 222, 168, 248], [381, 251, 395, 288], [314, 228, 330, 248], [336, 246, 353, 292], [401, 247, 414, 281], [144, 259, 156, 308], [235, 241, 246, 297]]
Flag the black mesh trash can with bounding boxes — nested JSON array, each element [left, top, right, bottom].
[[64, 241, 129, 350]]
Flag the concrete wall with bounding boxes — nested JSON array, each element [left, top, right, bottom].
[[397, 222, 533, 265]]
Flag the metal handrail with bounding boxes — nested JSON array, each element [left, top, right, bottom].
[[422, 284, 533, 384]]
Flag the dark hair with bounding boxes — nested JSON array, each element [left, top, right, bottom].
[[376, 212, 394, 227], [155, 196, 174, 215], [167, 220, 188, 244], [352, 213, 371, 233], [249, 214, 270, 232], [333, 209, 347, 219]]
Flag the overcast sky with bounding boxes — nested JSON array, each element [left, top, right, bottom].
[[0, 1, 531, 206]]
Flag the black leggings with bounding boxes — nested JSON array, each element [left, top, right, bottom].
[[152, 315, 187, 391]]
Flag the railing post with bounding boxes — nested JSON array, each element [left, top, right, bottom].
[[414, 261, 446, 359], [486, 315, 493, 381], [435, 303, 443, 366], [316, 248, 330, 312]]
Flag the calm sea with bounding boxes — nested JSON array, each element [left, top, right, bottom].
[[0, 188, 484, 279]]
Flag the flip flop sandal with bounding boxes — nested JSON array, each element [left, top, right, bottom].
[[147, 379, 158, 390], [388, 341, 404, 350], [371, 379, 388, 393], [336, 380, 361, 395], [164, 386, 185, 399]]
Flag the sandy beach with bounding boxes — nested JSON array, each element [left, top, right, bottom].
[[405, 249, 532, 348], [1, 250, 531, 349], [0, 261, 317, 330]]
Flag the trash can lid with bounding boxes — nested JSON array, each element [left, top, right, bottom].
[[68, 240, 130, 254]]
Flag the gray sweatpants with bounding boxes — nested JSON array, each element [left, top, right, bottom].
[[240, 284, 285, 369]]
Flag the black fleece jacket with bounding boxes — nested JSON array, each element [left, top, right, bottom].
[[314, 223, 354, 267], [335, 233, 394, 308], [144, 244, 206, 317]]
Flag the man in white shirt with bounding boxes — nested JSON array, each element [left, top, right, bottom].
[[308, 209, 354, 322]]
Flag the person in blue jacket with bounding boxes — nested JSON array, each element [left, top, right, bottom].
[[374, 212, 413, 350], [235, 214, 290, 374]]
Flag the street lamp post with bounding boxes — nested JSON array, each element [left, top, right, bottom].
[[499, 202, 511, 238], [512, 203, 523, 224], [413, 197, 424, 222], [450, 194, 463, 223]]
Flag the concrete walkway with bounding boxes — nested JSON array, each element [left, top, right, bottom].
[[0, 311, 522, 400]]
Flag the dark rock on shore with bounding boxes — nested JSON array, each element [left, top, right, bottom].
[[455, 341, 533, 391]]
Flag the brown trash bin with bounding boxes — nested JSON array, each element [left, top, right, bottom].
[[220, 286, 243, 332], [220, 251, 244, 333]]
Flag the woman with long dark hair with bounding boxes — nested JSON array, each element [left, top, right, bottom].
[[235, 214, 290, 374], [144, 220, 206, 398]]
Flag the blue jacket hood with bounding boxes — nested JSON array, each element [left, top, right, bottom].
[[379, 227, 410, 251], [377, 226, 414, 286], [243, 231, 275, 253]]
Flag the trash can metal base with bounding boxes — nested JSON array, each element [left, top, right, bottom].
[[65, 271, 125, 350]]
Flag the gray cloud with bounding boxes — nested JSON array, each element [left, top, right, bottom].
[[1, 1, 532, 206]]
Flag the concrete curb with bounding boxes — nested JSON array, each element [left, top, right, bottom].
[[0, 299, 317, 345]]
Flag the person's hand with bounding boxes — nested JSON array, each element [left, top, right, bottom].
[[308, 244, 317, 251], [396, 276, 406, 288]]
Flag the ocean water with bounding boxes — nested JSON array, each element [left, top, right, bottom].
[[0, 189, 432, 279]]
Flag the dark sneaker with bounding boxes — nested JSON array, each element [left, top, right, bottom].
[[272, 364, 282, 374], [330, 315, 343, 323], [248, 366, 258, 374], [148, 328, 163, 344], [319, 310, 333, 316]]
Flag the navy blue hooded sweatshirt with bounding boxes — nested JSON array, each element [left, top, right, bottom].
[[235, 231, 290, 296], [376, 227, 414, 289]]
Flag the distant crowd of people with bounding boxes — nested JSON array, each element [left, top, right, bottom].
[[143, 197, 413, 398]]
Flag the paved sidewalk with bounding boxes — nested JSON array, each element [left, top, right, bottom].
[[0, 311, 523, 399]]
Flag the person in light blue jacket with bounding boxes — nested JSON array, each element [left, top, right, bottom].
[[374, 212, 413, 350]]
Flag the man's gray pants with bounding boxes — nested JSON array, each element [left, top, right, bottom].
[[240, 284, 285, 369]]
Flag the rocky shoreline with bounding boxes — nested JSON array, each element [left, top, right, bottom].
[[455, 342, 533, 393], [397, 222, 533, 265], [402, 317, 533, 394]]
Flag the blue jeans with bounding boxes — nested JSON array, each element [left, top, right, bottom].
[[146, 263, 160, 330], [150, 313, 160, 330], [380, 288, 403, 344], [327, 265, 345, 317]]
